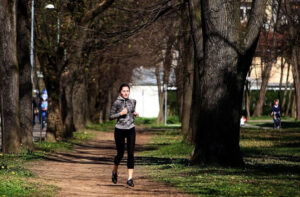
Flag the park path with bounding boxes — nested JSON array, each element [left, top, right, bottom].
[[26, 128, 191, 197]]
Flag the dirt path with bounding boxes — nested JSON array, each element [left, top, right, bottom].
[[27, 128, 191, 197]]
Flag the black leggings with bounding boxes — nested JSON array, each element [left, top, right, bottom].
[[114, 127, 136, 169]]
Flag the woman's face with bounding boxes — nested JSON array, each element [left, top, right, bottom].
[[120, 86, 130, 99], [275, 101, 279, 105]]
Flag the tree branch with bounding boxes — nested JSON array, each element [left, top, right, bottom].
[[241, 0, 270, 53], [80, 0, 115, 25]]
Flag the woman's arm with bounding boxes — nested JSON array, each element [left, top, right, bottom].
[[109, 101, 121, 120]]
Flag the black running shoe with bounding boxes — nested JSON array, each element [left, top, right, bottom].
[[127, 179, 134, 187], [112, 172, 118, 184]]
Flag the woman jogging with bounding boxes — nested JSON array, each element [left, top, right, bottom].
[[109, 83, 138, 187]]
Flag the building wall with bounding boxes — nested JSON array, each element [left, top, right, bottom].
[[130, 85, 160, 118], [249, 57, 294, 89]]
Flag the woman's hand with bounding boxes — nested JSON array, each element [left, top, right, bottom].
[[120, 108, 128, 115], [134, 112, 139, 117]]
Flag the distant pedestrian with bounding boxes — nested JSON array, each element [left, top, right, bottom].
[[240, 115, 247, 126], [271, 99, 281, 129], [41, 99, 48, 128], [109, 83, 139, 187]]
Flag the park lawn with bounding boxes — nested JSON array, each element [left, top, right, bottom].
[[138, 126, 300, 196], [0, 130, 94, 196], [85, 117, 181, 132]]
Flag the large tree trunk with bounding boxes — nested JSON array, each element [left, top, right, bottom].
[[0, 0, 21, 153], [291, 46, 300, 120], [190, 0, 267, 165], [60, 71, 73, 138], [286, 0, 300, 120], [17, 0, 34, 151], [187, 0, 203, 144]]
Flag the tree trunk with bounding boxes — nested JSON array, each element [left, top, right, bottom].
[[46, 95, 64, 141], [286, 0, 300, 120], [291, 93, 296, 118], [17, 0, 34, 151], [190, 0, 267, 165], [282, 63, 291, 114], [0, 0, 21, 153], [72, 79, 87, 131], [291, 47, 300, 120], [175, 63, 184, 122], [105, 89, 112, 122], [155, 64, 164, 124], [245, 76, 251, 120], [181, 41, 194, 138], [60, 71, 73, 138], [278, 57, 284, 100], [253, 61, 273, 116], [286, 86, 293, 116]]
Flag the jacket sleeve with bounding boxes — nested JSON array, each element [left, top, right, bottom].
[[109, 101, 121, 120]]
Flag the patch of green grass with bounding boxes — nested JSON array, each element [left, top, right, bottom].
[[139, 126, 300, 196], [135, 117, 157, 126], [0, 152, 57, 196], [34, 131, 94, 153], [86, 121, 115, 131], [249, 116, 295, 121], [0, 175, 57, 197]]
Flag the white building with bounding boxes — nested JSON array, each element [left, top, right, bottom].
[[130, 66, 176, 118]]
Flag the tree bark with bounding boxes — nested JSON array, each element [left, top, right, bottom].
[[17, 0, 34, 151], [155, 64, 164, 124], [278, 57, 284, 100], [245, 74, 251, 120], [253, 61, 273, 116], [285, 85, 293, 116], [0, 0, 21, 153], [286, 0, 300, 120], [60, 71, 73, 138], [180, 25, 194, 139], [282, 63, 290, 114], [190, 0, 267, 165], [291, 46, 300, 120]]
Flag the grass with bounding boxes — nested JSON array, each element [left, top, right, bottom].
[[0, 130, 94, 196], [85, 117, 181, 132], [138, 124, 300, 196], [248, 115, 296, 121], [0, 151, 57, 196]]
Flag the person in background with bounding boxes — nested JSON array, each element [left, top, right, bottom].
[[271, 99, 281, 129], [240, 115, 247, 127], [41, 99, 48, 128]]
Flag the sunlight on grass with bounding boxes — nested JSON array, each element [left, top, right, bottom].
[[139, 125, 300, 196]]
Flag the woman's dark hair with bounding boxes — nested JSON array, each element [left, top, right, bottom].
[[119, 83, 130, 92]]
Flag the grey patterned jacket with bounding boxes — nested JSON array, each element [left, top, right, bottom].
[[109, 96, 136, 129]]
